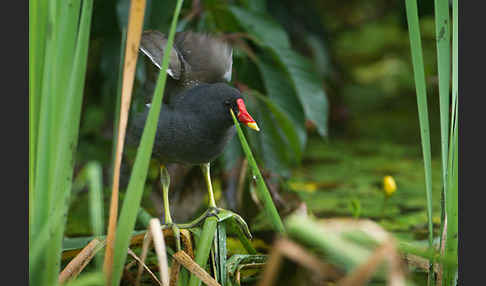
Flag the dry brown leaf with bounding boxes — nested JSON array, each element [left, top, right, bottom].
[[136, 231, 153, 286], [150, 219, 170, 286], [169, 260, 181, 286], [59, 238, 104, 284], [277, 238, 341, 280], [256, 241, 284, 286], [173, 250, 221, 286], [128, 248, 162, 286]]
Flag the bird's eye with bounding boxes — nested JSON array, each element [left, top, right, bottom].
[[224, 99, 232, 106]]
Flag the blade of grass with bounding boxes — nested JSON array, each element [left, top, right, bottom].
[[452, 0, 458, 106], [443, 1, 458, 278], [82, 162, 104, 240], [109, 0, 184, 284], [216, 222, 227, 286], [227, 218, 257, 255], [44, 0, 83, 279], [62, 272, 105, 286], [285, 215, 373, 274], [30, 0, 94, 284], [85, 162, 105, 269], [29, 0, 48, 237], [404, 1, 435, 283], [32, 0, 60, 243], [434, 0, 451, 262], [433, 0, 451, 194], [48, 0, 95, 282], [188, 217, 219, 286], [443, 103, 458, 285], [103, 0, 148, 281], [230, 110, 285, 234]]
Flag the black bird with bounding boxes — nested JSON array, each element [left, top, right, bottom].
[[127, 31, 259, 235]]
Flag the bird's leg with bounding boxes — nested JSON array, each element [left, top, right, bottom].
[[160, 165, 181, 251], [195, 163, 252, 239], [201, 162, 217, 208]]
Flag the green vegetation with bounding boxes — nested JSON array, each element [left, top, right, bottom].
[[29, 0, 458, 285]]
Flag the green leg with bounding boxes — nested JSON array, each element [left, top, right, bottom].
[[201, 162, 217, 208], [160, 165, 181, 251]]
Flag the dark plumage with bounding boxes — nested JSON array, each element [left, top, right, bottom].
[[140, 30, 233, 105], [128, 83, 242, 165], [126, 30, 259, 229], [128, 30, 258, 165]]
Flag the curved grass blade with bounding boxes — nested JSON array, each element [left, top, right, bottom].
[[434, 1, 451, 264], [109, 0, 184, 285], [29, 0, 48, 237], [285, 215, 374, 275], [188, 217, 219, 286], [103, 0, 148, 279], [434, 0, 451, 195], [404, 0, 435, 277], [86, 162, 105, 268], [443, 1, 458, 282], [230, 110, 285, 234], [405, 0, 433, 255], [444, 102, 458, 285]]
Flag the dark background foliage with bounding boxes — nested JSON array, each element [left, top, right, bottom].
[[72, 0, 441, 234]]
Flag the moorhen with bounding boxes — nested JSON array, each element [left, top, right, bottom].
[[128, 31, 259, 243]]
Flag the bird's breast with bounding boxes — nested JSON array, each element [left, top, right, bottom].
[[152, 111, 235, 165]]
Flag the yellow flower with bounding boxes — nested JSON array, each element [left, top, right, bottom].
[[383, 176, 397, 197], [288, 181, 317, 193]]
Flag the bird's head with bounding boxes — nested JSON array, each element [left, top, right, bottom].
[[221, 86, 260, 132], [224, 97, 259, 132], [193, 83, 259, 131], [178, 83, 260, 131]]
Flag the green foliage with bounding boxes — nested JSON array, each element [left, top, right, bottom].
[[231, 110, 286, 234], [404, 0, 435, 271], [127, 1, 329, 178], [30, 0, 459, 285], [405, 0, 458, 284], [29, 0, 95, 284], [227, 5, 329, 138]]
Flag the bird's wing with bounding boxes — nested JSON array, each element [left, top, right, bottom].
[[139, 31, 233, 105], [140, 30, 182, 80], [174, 32, 233, 84]]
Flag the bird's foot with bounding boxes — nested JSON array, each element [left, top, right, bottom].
[[161, 222, 182, 251], [178, 207, 252, 239]]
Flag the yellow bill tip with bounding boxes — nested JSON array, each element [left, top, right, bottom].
[[246, 122, 260, 131]]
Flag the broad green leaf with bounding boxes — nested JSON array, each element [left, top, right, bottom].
[[243, 93, 293, 176], [268, 47, 329, 136], [228, 6, 329, 137], [255, 52, 307, 150], [228, 6, 290, 49], [251, 91, 303, 165]]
